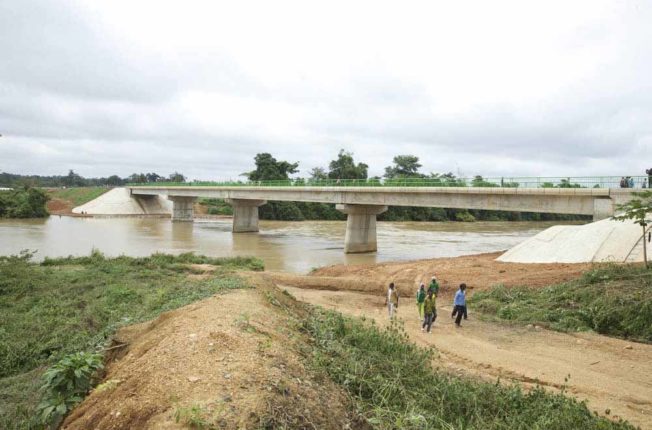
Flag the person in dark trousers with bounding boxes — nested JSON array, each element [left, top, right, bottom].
[[416, 283, 426, 321], [421, 291, 436, 333], [451, 283, 467, 327]]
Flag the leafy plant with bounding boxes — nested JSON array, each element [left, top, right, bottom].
[[613, 190, 652, 268], [36, 352, 103, 426]]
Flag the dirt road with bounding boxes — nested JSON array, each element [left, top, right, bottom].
[[282, 285, 652, 429]]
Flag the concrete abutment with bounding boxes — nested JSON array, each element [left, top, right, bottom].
[[336, 204, 388, 253]]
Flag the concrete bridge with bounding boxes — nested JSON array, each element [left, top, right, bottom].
[[128, 185, 637, 253]]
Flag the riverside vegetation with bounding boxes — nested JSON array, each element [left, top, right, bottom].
[[0, 251, 263, 429], [0, 188, 49, 219], [305, 309, 635, 429], [0, 251, 639, 429], [471, 264, 652, 343]]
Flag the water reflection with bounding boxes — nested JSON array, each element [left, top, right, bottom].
[[0, 217, 575, 273]]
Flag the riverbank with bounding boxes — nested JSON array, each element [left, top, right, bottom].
[[0, 252, 263, 429], [2, 251, 647, 428], [60, 267, 636, 429]]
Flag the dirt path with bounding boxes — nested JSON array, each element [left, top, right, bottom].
[[282, 285, 652, 429]]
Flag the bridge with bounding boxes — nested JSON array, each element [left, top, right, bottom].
[[128, 176, 644, 253]]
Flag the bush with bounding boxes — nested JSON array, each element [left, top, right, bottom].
[[0, 188, 49, 218], [36, 352, 103, 427], [471, 265, 652, 343]]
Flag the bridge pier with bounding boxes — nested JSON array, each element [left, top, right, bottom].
[[168, 196, 197, 222], [226, 199, 267, 232], [336, 204, 388, 253]]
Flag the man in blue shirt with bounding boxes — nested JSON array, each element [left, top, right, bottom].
[[451, 283, 467, 327]]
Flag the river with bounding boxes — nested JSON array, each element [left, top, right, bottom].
[[0, 217, 574, 273]]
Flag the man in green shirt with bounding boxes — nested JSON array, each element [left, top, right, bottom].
[[428, 276, 440, 296]]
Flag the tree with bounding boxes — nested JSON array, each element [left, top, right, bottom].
[[146, 172, 162, 183], [128, 173, 147, 183], [384, 155, 423, 178], [308, 167, 328, 181], [245, 153, 299, 181], [328, 149, 368, 180], [106, 175, 123, 186], [613, 190, 652, 269], [168, 172, 186, 183], [62, 170, 85, 187]]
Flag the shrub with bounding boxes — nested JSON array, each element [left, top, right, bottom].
[[36, 352, 103, 427]]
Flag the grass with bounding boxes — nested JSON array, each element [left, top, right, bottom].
[[0, 250, 262, 429], [305, 309, 635, 429], [471, 264, 652, 343], [47, 187, 109, 206]]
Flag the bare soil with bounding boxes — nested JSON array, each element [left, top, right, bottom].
[[46, 198, 73, 214], [268, 252, 593, 302], [62, 276, 358, 430]]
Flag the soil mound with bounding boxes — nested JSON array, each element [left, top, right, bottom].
[[270, 252, 591, 299], [62, 277, 356, 429]]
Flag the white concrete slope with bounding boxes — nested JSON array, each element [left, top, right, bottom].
[[72, 187, 172, 215], [498, 218, 650, 263]]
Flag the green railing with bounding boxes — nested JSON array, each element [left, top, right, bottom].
[[127, 176, 650, 189]]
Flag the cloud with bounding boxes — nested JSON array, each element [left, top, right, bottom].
[[1, 0, 651, 180]]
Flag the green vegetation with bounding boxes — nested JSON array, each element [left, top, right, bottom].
[[37, 352, 104, 427], [613, 190, 652, 268], [472, 265, 652, 343], [199, 198, 233, 216], [306, 309, 634, 429], [0, 187, 49, 218], [0, 169, 187, 188], [0, 251, 263, 429], [47, 186, 109, 207]]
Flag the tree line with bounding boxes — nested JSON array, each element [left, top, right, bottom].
[[0, 170, 186, 188]]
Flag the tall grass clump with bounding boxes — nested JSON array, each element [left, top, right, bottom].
[[472, 264, 652, 343], [306, 309, 635, 429]]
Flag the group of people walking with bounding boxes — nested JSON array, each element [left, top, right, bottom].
[[386, 276, 468, 333]]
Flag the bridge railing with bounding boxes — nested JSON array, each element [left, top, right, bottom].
[[127, 176, 649, 189]]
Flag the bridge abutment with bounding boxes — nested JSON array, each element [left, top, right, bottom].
[[169, 196, 197, 222], [593, 197, 614, 221], [226, 199, 267, 232], [336, 204, 388, 253]]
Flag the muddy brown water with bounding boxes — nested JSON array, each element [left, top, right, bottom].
[[0, 217, 578, 272]]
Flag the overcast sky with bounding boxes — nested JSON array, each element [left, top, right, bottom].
[[1, 0, 651, 180]]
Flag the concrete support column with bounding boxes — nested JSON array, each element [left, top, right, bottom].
[[168, 196, 197, 222], [593, 197, 614, 221], [336, 204, 388, 253], [225, 199, 267, 232]]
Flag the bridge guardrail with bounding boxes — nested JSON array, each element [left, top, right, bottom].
[[127, 176, 649, 189]]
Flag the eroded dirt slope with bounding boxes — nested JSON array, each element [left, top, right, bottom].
[[63, 277, 357, 430]]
